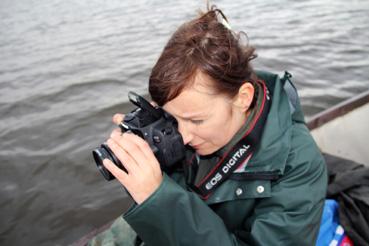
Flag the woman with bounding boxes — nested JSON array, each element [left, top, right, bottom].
[[90, 7, 327, 246]]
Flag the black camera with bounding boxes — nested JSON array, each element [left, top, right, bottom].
[[92, 92, 186, 181]]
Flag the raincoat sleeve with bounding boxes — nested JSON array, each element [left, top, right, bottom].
[[123, 173, 246, 246]]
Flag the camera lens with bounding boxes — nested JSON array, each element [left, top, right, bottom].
[[92, 142, 125, 181]]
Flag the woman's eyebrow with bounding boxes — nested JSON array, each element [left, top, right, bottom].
[[175, 112, 206, 120]]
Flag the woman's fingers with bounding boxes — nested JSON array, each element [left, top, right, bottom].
[[150, 101, 158, 107], [110, 128, 121, 136], [109, 130, 160, 171], [103, 158, 128, 181], [106, 112, 164, 204], [106, 138, 138, 174], [112, 113, 125, 125], [110, 132, 146, 169], [120, 133, 160, 170]]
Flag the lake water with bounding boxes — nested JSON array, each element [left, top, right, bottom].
[[1, 0, 369, 245]]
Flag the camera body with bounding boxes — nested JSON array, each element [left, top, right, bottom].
[[93, 92, 185, 181]]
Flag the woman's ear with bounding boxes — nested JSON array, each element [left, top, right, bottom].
[[232, 82, 254, 112]]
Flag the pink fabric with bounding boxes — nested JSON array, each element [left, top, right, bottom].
[[339, 235, 354, 246]]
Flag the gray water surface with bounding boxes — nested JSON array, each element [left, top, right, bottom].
[[1, 0, 369, 245]]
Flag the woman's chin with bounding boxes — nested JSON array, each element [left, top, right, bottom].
[[195, 147, 216, 156]]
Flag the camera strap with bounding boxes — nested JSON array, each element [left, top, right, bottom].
[[185, 79, 271, 199]]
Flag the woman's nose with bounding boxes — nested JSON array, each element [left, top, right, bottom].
[[178, 121, 193, 145]]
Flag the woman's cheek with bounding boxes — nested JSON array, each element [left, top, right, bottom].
[[196, 126, 213, 141]]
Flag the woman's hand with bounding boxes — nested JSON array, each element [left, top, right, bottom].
[[112, 113, 125, 125], [103, 114, 163, 204]]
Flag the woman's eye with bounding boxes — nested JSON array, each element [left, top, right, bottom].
[[191, 120, 204, 125]]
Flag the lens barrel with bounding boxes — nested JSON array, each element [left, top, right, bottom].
[[92, 142, 126, 181]]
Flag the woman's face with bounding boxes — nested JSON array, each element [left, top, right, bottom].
[[163, 72, 249, 156]]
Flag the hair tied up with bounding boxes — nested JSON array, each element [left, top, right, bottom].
[[149, 4, 257, 106], [202, 5, 232, 30]]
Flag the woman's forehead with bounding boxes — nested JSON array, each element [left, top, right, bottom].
[[165, 89, 211, 113], [163, 83, 218, 119], [162, 71, 229, 117], [190, 71, 218, 95]]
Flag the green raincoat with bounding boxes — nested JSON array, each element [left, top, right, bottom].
[[90, 71, 328, 246]]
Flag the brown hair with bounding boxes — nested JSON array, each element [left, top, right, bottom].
[[149, 6, 257, 106]]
